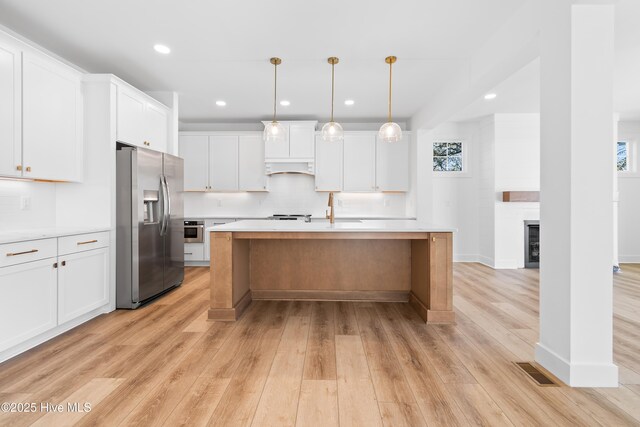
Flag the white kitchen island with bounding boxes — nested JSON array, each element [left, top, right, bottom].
[[207, 220, 455, 323]]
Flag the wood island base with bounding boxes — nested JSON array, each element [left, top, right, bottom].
[[208, 231, 454, 324]]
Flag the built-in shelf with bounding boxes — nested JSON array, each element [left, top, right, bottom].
[[502, 191, 540, 202]]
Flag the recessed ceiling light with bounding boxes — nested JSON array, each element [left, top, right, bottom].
[[215, 100, 226, 107], [484, 93, 497, 100], [153, 44, 171, 54], [280, 100, 290, 106], [344, 99, 355, 106]]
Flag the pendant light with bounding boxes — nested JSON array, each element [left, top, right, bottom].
[[321, 57, 344, 142], [263, 57, 286, 143], [378, 56, 402, 143]]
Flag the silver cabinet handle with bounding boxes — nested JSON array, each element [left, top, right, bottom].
[[6, 249, 38, 257], [77, 239, 98, 245], [184, 252, 193, 255]]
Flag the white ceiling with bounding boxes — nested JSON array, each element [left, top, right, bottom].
[[452, 0, 640, 123], [0, 0, 525, 124]]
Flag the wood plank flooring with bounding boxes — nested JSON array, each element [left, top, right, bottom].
[[0, 263, 639, 426]]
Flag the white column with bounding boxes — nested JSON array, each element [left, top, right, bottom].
[[415, 129, 435, 222], [613, 114, 620, 270], [537, 0, 618, 387]]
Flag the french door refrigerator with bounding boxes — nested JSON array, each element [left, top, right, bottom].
[[116, 145, 184, 308]]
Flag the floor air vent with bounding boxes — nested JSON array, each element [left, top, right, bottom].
[[515, 362, 559, 386]]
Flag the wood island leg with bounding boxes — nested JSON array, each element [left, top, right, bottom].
[[409, 233, 455, 323], [208, 232, 252, 321]]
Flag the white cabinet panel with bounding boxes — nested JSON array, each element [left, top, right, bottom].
[[116, 86, 146, 147], [264, 124, 289, 159], [58, 231, 109, 256], [315, 135, 343, 191], [0, 258, 57, 352], [209, 136, 239, 191], [376, 133, 409, 191], [145, 102, 169, 152], [180, 135, 209, 191], [57, 247, 109, 324], [184, 243, 205, 261], [0, 238, 57, 268], [0, 40, 21, 177], [239, 134, 267, 191], [343, 133, 376, 192], [22, 51, 83, 182], [289, 124, 314, 159]]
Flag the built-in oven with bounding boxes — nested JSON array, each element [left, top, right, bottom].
[[184, 220, 204, 243]]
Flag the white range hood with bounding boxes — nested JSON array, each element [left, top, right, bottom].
[[263, 121, 317, 175]]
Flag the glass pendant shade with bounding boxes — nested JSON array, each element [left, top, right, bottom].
[[378, 121, 402, 143], [321, 121, 344, 142], [263, 121, 286, 143]]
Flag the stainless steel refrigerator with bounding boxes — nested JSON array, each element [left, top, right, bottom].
[[116, 145, 184, 308]]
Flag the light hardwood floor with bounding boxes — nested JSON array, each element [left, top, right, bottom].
[[0, 263, 639, 426]]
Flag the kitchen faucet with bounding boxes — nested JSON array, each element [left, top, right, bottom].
[[326, 192, 335, 224]]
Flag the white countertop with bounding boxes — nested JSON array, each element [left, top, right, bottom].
[[186, 215, 416, 221], [0, 227, 111, 245], [207, 220, 455, 233]]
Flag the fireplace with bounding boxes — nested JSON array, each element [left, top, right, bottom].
[[524, 220, 540, 268]]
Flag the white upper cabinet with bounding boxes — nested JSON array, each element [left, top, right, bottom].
[[117, 85, 169, 152], [179, 135, 209, 191], [209, 136, 239, 191], [376, 132, 409, 191], [239, 134, 267, 191], [315, 135, 343, 191], [343, 133, 377, 192], [22, 51, 83, 182], [0, 38, 21, 178]]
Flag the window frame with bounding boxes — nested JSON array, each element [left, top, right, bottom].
[[432, 138, 470, 177], [617, 139, 638, 177]]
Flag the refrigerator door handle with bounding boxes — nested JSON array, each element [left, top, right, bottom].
[[164, 175, 172, 229], [160, 176, 169, 236]]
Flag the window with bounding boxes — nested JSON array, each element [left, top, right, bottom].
[[433, 142, 463, 172], [617, 141, 628, 172]]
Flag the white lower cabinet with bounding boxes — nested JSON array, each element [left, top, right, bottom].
[[184, 243, 205, 262], [0, 258, 58, 353], [0, 232, 110, 358], [57, 247, 109, 324]]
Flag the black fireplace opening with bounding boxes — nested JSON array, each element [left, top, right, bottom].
[[525, 220, 540, 268]]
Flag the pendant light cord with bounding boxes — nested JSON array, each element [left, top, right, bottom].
[[388, 60, 393, 123], [331, 62, 335, 123], [273, 62, 278, 123]]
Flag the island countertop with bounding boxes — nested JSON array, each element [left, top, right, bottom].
[[207, 219, 456, 233]]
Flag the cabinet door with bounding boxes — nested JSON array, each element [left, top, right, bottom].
[[264, 124, 289, 159], [343, 133, 376, 192], [117, 86, 146, 147], [239, 134, 267, 191], [376, 132, 409, 191], [184, 243, 205, 262], [180, 135, 209, 191], [22, 52, 83, 182], [315, 135, 343, 191], [0, 39, 21, 177], [289, 124, 314, 159], [0, 258, 57, 353], [145, 102, 169, 152], [58, 247, 109, 324], [209, 136, 239, 191]]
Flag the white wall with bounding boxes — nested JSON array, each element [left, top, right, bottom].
[[185, 174, 408, 218], [431, 122, 480, 261], [478, 117, 496, 266], [618, 120, 640, 262]]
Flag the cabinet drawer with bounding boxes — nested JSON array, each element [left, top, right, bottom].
[[0, 238, 57, 268], [184, 243, 205, 261], [58, 231, 110, 256]]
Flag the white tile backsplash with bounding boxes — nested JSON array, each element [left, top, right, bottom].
[[0, 180, 57, 231], [184, 174, 407, 218]]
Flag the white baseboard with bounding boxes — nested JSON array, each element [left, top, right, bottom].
[[619, 255, 640, 263], [453, 254, 479, 263], [476, 255, 495, 268], [494, 259, 520, 269], [535, 342, 619, 387], [0, 304, 113, 364], [185, 261, 209, 267]]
